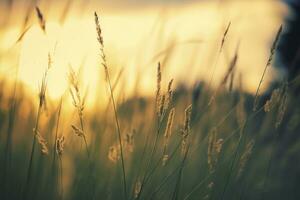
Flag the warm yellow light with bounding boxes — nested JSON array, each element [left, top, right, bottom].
[[14, 0, 284, 108], [19, 21, 100, 102]]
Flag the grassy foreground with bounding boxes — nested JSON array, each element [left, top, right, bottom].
[[0, 8, 300, 200]]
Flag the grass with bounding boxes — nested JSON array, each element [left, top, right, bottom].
[[1, 3, 300, 200]]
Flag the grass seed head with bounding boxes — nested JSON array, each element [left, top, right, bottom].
[[108, 144, 120, 163], [162, 154, 169, 166], [34, 129, 49, 155], [208, 128, 223, 173], [165, 79, 174, 108], [56, 135, 65, 156], [237, 139, 255, 178], [158, 94, 165, 118], [219, 21, 231, 52], [94, 11, 109, 74], [164, 108, 175, 139], [183, 104, 192, 135], [94, 12, 104, 46], [181, 104, 192, 155], [71, 125, 84, 137], [68, 68, 85, 118], [134, 180, 142, 199], [276, 90, 288, 128], [264, 88, 281, 112]]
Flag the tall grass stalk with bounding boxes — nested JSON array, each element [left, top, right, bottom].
[[207, 22, 231, 90], [261, 86, 288, 199], [136, 64, 173, 200], [94, 12, 128, 199], [69, 68, 90, 158], [171, 145, 189, 200], [260, 132, 280, 200], [219, 25, 283, 199], [219, 99, 270, 199], [51, 99, 63, 171], [135, 111, 163, 200], [58, 151, 64, 200], [253, 25, 283, 111], [24, 56, 51, 199], [184, 105, 264, 199], [219, 118, 248, 200], [49, 98, 63, 198], [145, 103, 243, 200]]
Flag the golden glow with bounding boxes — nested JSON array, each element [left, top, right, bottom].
[[19, 21, 99, 100], [0, 0, 285, 107]]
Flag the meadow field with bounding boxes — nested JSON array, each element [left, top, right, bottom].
[[0, 0, 300, 200]]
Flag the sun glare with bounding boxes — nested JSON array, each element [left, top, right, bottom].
[[14, 0, 284, 107], [19, 20, 100, 101]]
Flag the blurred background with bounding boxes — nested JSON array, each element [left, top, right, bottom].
[[0, 0, 286, 107], [1, 1, 300, 200]]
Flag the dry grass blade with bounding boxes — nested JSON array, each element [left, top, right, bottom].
[[220, 49, 238, 86], [207, 128, 223, 173], [94, 11, 128, 199], [253, 25, 283, 111], [15, 26, 31, 43], [1, 3, 299, 200], [24, 52, 52, 199], [164, 108, 175, 139], [181, 104, 192, 156], [207, 21, 232, 93], [52, 99, 63, 160], [275, 84, 288, 129], [209, 43, 239, 105], [68, 66, 90, 158], [156, 62, 162, 116], [165, 79, 174, 110], [237, 139, 255, 179], [163, 108, 175, 165], [35, 6, 46, 33], [220, 22, 231, 52]]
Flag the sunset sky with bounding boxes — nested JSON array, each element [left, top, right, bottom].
[[0, 0, 287, 105]]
